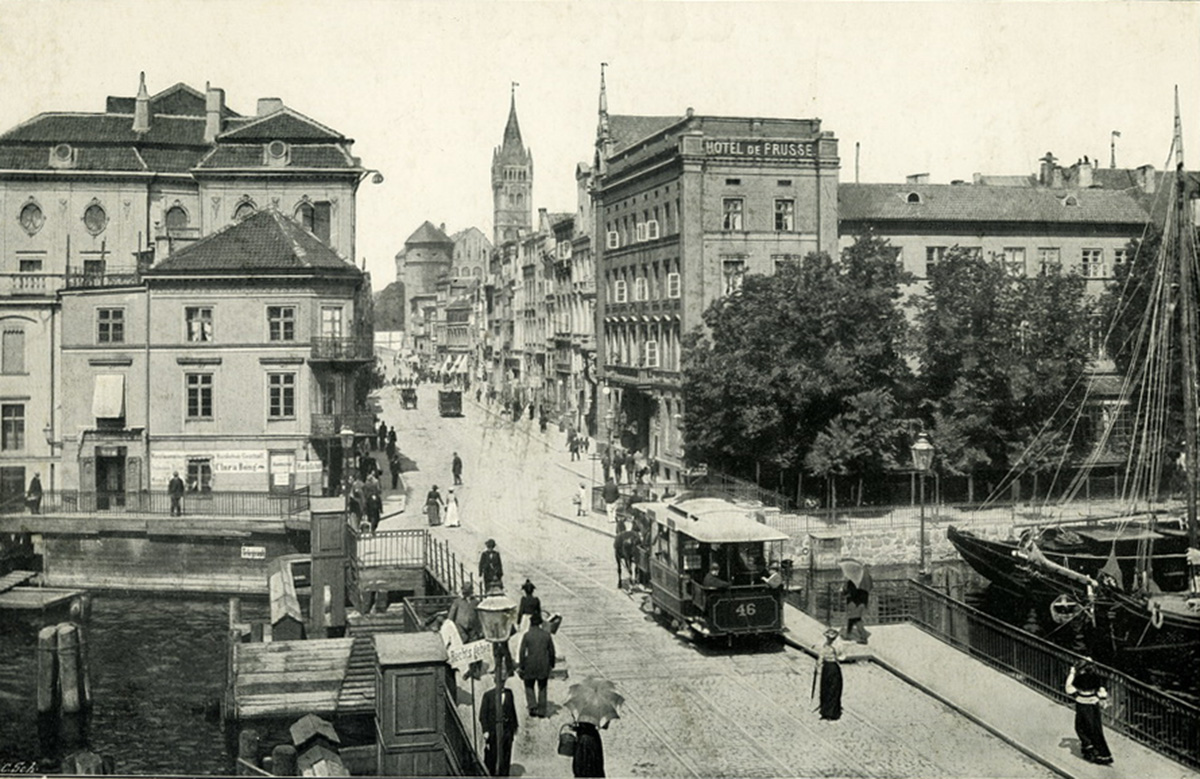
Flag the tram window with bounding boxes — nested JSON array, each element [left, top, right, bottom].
[[655, 526, 670, 560], [668, 530, 679, 567], [737, 543, 764, 573], [683, 554, 702, 571]]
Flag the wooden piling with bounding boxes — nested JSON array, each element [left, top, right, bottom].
[[237, 728, 261, 776], [57, 623, 82, 714], [37, 625, 58, 714], [76, 623, 92, 709], [270, 744, 297, 776]]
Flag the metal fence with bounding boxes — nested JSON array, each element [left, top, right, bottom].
[[347, 528, 473, 598], [8, 488, 310, 518], [426, 534, 473, 596], [799, 579, 1199, 769]]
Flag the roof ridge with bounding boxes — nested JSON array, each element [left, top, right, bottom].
[[217, 106, 344, 141]]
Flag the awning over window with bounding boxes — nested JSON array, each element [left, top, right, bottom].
[[92, 374, 125, 419]]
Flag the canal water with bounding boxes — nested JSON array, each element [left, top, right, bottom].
[[0, 591, 267, 773]]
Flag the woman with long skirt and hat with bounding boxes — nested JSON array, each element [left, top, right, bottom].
[[1065, 659, 1113, 765], [815, 627, 844, 720], [425, 485, 444, 526], [444, 488, 461, 527], [517, 579, 541, 630]]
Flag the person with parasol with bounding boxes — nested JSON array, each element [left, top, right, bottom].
[[838, 557, 872, 644], [812, 627, 845, 720], [564, 676, 624, 778]]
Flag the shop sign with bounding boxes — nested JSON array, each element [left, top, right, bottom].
[[240, 545, 267, 560], [703, 138, 816, 159]]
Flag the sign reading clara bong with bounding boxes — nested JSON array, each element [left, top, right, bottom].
[[703, 138, 817, 159], [149, 450, 270, 485]]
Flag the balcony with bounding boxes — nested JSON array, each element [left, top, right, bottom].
[[605, 363, 679, 390], [310, 336, 374, 363], [311, 412, 377, 438], [0, 273, 65, 296]]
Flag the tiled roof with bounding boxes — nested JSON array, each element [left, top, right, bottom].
[[838, 183, 1151, 225], [0, 113, 210, 146], [194, 144, 356, 170], [147, 208, 358, 275], [0, 145, 151, 172], [137, 147, 206, 172], [405, 221, 453, 246], [217, 109, 345, 142], [608, 115, 683, 155]]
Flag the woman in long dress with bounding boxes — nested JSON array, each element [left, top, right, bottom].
[[1066, 660, 1113, 764], [444, 488, 461, 527], [572, 720, 605, 778], [816, 627, 844, 720], [425, 485, 444, 526]]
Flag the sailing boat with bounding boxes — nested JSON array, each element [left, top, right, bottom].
[[948, 90, 1200, 653]]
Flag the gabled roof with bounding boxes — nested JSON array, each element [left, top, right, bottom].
[[405, 221, 453, 247], [838, 183, 1151, 225], [217, 108, 345, 142], [0, 113, 209, 146], [194, 143, 357, 170], [608, 115, 683, 155], [105, 82, 243, 118], [147, 208, 358, 276]]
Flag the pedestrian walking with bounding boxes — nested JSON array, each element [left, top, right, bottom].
[[388, 452, 401, 490], [386, 426, 397, 457], [569, 436, 580, 462], [348, 476, 366, 528], [602, 478, 621, 524], [425, 485, 444, 526], [517, 579, 541, 631], [168, 471, 185, 516], [479, 539, 504, 592], [517, 611, 555, 718], [1066, 660, 1113, 765], [452, 452, 463, 485], [446, 581, 482, 643], [572, 720, 605, 778], [601, 450, 612, 483], [844, 581, 870, 644], [481, 668, 518, 777], [815, 627, 844, 720], [25, 473, 42, 514], [575, 482, 589, 517], [377, 419, 388, 452], [365, 472, 382, 531], [444, 488, 461, 527]]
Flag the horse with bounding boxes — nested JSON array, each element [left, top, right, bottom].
[[614, 525, 640, 589]]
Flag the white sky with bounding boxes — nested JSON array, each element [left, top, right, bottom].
[[1, 1, 1198, 286]]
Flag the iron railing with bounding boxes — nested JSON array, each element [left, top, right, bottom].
[[348, 529, 473, 597], [8, 488, 309, 518], [800, 579, 1200, 769], [311, 336, 374, 361], [427, 534, 473, 596], [311, 412, 377, 437]]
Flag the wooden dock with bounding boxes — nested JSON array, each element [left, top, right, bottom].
[[229, 636, 377, 721]]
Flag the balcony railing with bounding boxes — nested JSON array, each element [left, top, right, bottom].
[[0, 273, 64, 296], [311, 412, 377, 437], [3, 488, 309, 518], [310, 336, 374, 362]]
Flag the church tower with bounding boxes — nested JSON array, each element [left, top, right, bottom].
[[492, 84, 533, 246]]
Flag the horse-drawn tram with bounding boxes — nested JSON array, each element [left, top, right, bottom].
[[627, 497, 790, 641]]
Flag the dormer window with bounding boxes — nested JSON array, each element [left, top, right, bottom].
[[49, 143, 77, 169], [906, 192, 923, 204], [265, 140, 290, 166], [1063, 195, 1079, 207]]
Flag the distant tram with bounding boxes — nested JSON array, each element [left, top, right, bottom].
[[627, 497, 790, 640]]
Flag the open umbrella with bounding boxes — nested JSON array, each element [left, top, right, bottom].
[[565, 677, 625, 726], [837, 557, 873, 592]]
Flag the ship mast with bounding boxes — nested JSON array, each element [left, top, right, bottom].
[[1174, 86, 1200, 551]]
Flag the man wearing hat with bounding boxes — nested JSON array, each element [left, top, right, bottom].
[[517, 579, 541, 631], [479, 539, 504, 593], [480, 665, 518, 776], [517, 610, 556, 718]]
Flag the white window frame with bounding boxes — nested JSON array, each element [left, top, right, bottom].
[[97, 308, 125, 344], [606, 231, 620, 250], [614, 279, 628, 304], [925, 246, 947, 278], [185, 306, 213, 343], [1081, 248, 1105, 279], [1002, 247, 1027, 276], [774, 199, 795, 231], [646, 219, 660, 240], [667, 272, 681, 299], [267, 372, 296, 419], [635, 223, 647, 242], [185, 373, 214, 420], [1038, 247, 1061, 274], [644, 340, 660, 369], [267, 305, 296, 342], [634, 277, 648, 301], [722, 198, 744, 231]]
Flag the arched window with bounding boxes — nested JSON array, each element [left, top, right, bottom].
[[474, 266, 483, 278], [295, 201, 314, 230], [83, 203, 107, 235], [906, 192, 922, 204], [234, 201, 257, 221], [165, 206, 189, 233]]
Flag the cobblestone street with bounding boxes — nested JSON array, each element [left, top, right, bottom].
[[372, 383, 1056, 778]]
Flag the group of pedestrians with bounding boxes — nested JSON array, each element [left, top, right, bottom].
[[425, 452, 466, 528], [600, 446, 656, 487]]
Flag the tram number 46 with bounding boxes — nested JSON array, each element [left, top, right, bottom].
[[734, 603, 757, 618]]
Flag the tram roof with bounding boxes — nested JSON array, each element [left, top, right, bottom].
[[644, 498, 789, 543]]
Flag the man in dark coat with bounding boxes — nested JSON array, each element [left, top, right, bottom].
[[480, 669, 518, 776], [602, 478, 621, 524], [517, 611, 555, 717], [479, 539, 503, 592], [168, 471, 185, 516], [388, 452, 401, 490], [452, 452, 463, 485], [377, 420, 388, 451], [26, 473, 42, 515]]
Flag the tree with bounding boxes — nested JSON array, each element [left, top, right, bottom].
[[681, 235, 912, 491], [912, 247, 1094, 501]]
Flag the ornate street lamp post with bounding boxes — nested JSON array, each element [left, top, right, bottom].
[[476, 589, 518, 767], [339, 427, 355, 495], [911, 433, 935, 579]]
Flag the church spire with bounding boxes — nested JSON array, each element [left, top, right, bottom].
[[500, 81, 524, 156], [595, 63, 611, 174]]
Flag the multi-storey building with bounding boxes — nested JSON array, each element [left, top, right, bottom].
[[395, 221, 454, 359], [0, 74, 372, 504], [592, 76, 839, 479], [59, 210, 372, 500]]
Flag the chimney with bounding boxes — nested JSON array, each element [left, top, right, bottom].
[[132, 71, 150, 134], [1077, 157, 1094, 188], [972, 172, 983, 185], [1138, 164, 1157, 195], [439, 223, 446, 233], [204, 82, 225, 143], [257, 97, 284, 116], [906, 173, 929, 185], [1038, 152, 1057, 185], [1051, 166, 1064, 189]]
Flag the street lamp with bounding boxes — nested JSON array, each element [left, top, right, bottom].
[[911, 433, 935, 579], [339, 426, 355, 495], [476, 589, 518, 766]]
